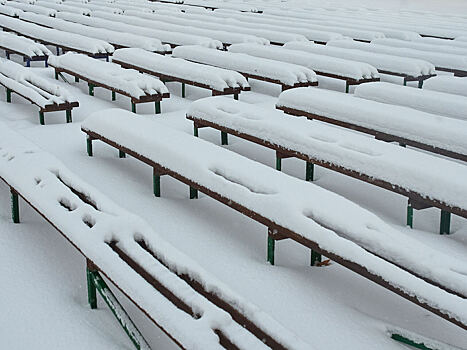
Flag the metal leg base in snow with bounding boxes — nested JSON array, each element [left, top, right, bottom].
[[181, 82, 186, 98], [155, 101, 161, 114], [55, 71, 59, 80], [6, 88, 11, 103], [112, 91, 116, 101], [275, 155, 281, 171], [88, 84, 94, 96], [131, 102, 136, 113], [119, 150, 126, 158], [86, 137, 93, 157], [153, 171, 161, 197], [66, 109, 72, 123], [310, 250, 322, 266], [10, 188, 19, 224], [221, 131, 228, 145], [86, 262, 97, 309], [189, 187, 198, 199], [418, 80, 424, 89], [305, 162, 314, 181], [39, 111, 45, 125], [26, 59, 30, 67], [193, 125, 199, 137], [345, 82, 350, 93], [234, 93, 239, 100], [267, 234, 275, 265], [74, 76, 79, 83], [440, 210, 451, 235], [407, 203, 413, 228]]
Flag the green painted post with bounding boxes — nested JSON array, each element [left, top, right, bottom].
[[6, 88, 11, 103], [345, 82, 349, 93], [10, 188, 19, 224], [88, 83, 94, 96], [181, 82, 186, 98], [310, 250, 322, 266], [403, 78, 407, 86], [193, 125, 199, 137], [305, 162, 314, 181], [153, 172, 161, 197], [221, 131, 228, 145], [54, 71, 58, 80], [418, 80, 424, 89], [155, 101, 161, 114], [119, 150, 126, 158], [86, 137, 93, 157], [39, 111, 45, 125], [234, 93, 239, 100], [189, 186, 198, 199], [66, 109, 72, 123], [440, 210, 451, 235], [131, 102, 136, 113], [86, 266, 97, 309], [267, 235, 275, 265], [407, 203, 413, 228], [112, 91, 116, 101], [276, 155, 282, 171], [74, 76, 79, 83]]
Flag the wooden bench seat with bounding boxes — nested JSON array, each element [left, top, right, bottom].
[[82, 109, 467, 332], [112, 48, 250, 99], [228, 43, 380, 93], [0, 122, 307, 350], [172, 45, 318, 91], [0, 31, 51, 67], [187, 96, 467, 235], [0, 58, 78, 124], [276, 87, 467, 163], [49, 53, 170, 114]]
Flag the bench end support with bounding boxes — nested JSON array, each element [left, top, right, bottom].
[[10, 188, 19, 224]]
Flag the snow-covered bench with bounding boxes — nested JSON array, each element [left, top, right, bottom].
[[4, 1, 57, 17], [283, 41, 436, 87], [0, 58, 78, 124], [19, 11, 172, 54], [423, 76, 467, 97], [81, 108, 467, 332], [0, 31, 51, 66], [112, 48, 250, 99], [49, 53, 169, 114], [187, 96, 467, 235], [172, 45, 318, 91], [0, 123, 310, 350], [276, 87, 467, 163], [0, 15, 114, 59], [228, 43, 380, 93], [354, 82, 467, 121]]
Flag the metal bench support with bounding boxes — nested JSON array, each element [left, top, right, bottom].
[[10, 188, 19, 224], [193, 125, 199, 137], [306, 162, 314, 182], [153, 171, 161, 197], [6, 88, 11, 103], [407, 203, 413, 228], [275, 156, 281, 171], [112, 91, 116, 101], [181, 82, 186, 98], [88, 84, 94, 96], [39, 111, 45, 125], [75, 76, 79, 83], [189, 186, 198, 199], [66, 110, 72, 123], [131, 102, 136, 113], [310, 250, 322, 266], [267, 233, 275, 265], [86, 137, 93, 157], [119, 150, 126, 158], [440, 210, 451, 235], [221, 131, 228, 145], [155, 101, 161, 114]]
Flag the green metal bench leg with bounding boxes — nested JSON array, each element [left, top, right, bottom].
[[112, 91, 116, 101], [189, 186, 198, 199], [234, 93, 238, 100], [391, 333, 433, 350], [10, 188, 19, 224], [345, 82, 349, 93], [407, 203, 413, 228], [181, 82, 185, 98], [221, 131, 228, 145], [66, 109, 72, 123], [119, 150, 126, 158], [88, 83, 94, 96], [267, 234, 275, 265], [6, 88, 11, 103], [131, 102, 136, 113], [86, 264, 97, 309], [193, 125, 199, 137], [440, 210, 451, 235], [276, 155, 281, 171], [155, 101, 161, 114], [418, 80, 424, 89], [39, 111, 45, 125], [54, 71, 58, 80], [86, 136, 93, 157], [305, 162, 314, 181], [75, 76, 79, 83], [153, 171, 161, 197], [310, 249, 322, 266], [403, 78, 407, 86]]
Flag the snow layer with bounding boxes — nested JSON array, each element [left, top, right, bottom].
[[0, 15, 114, 54], [0, 30, 51, 57], [228, 43, 379, 80], [48, 53, 169, 99], [172, 45, 317, 87], [328, 39, 467, 72], [354, 82, 467, 121], [56, 11, 223, 49], [18, 12, 171, 53], [82, 109, 467, 328], [0, 57, 75, 107], [284, 41, 434, 77], [34, 1, 92, 15], [373, 38, 467, 58], [423, 76, 467, 97], [112, 48, 249, 92], [4, 1, 57, 16], [0, 121, 310, 350], [0, 3, 23, 16], [276, 87, 467, 156]]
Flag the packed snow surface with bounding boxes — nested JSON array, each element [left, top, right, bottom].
[[0, 30, 51, 57], [423, 76, 467, 97]]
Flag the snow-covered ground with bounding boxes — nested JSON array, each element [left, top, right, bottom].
[[1, 1, 467, 349]]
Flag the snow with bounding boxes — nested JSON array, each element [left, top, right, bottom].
[[328, 39, 467, 72], [0, 31, 51, 57], [0, 15, 114, 54], [4, 1, 57, 16], [284, 41, 435, 78], [19, 12, 172, 53], [172, 45, 318, 87], [229, 43, 379, 80], [34, 1, 92, 15], [277, 87, 467, 156], [354, 82, 467, 121], [0, 57, 75, 107], [423, 76, 467, 97], [373, 38, 467, 58], [56, 11, 223, 49], [48, 52, 169, 99], [0, 3, 22, 16], [112, 48, 249, 92]]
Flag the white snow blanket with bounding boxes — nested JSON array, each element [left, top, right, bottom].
[[284, 41, 434, 78], [0, 15, 114, 54], [228, 43, 379, 81], [416, 37, 467, 49], [373, 38, 467, 58], [423, 76, 467, 97], [0, 4, 22, 16], [19, 12, 171, 53], [328, 40, 467, 72], [48, 53, 168, 99], [56, 11, 223, 49], [0, 57, 75, 107], [354, 82, 467, 121], [112, 48, 249, 92], [5, 1, 56, 16], [276, 87, 467, 156], [64, 0, 123, 14], [34, 1, 92, 15], [0, 31, 51, 57], [0, 122, 310, 350], [93, 10, 268, 46], [172, 45, 317, 87], [456, 36, 467, 42], [82, 109, 467, 328]]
